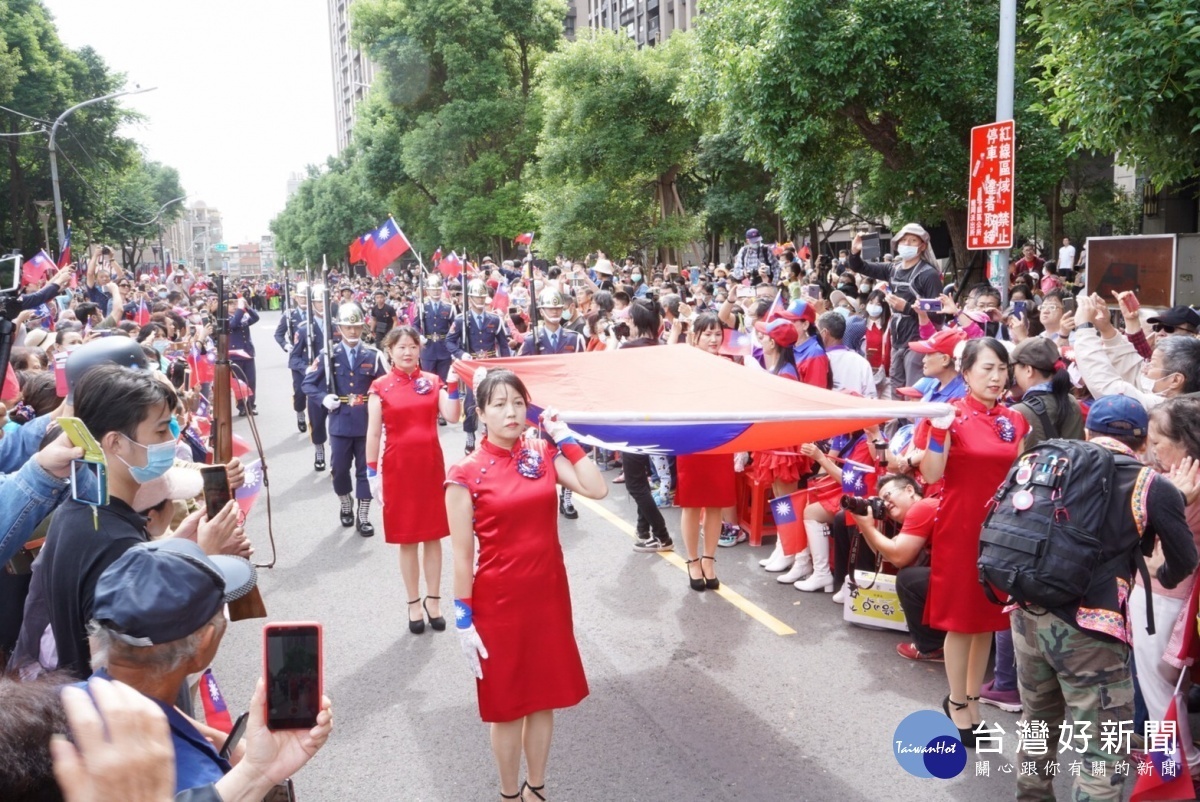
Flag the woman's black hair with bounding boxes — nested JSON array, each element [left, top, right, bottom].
[[380, 325, 421, 355], [770, 343, 796, 374], [1151, 397, 1200, 462], [75, 364, 179, 440], [137, 323, 166, 343], [960, 337, 1009, 375], [865, 289, 891, 327], [15, 371, 59, 416], [628, 299, 661, 339], [878, 473, 925, 498], [691, 312, 721, 335], [1019, 358, 1074, 435], [475, 368, 530, 410]]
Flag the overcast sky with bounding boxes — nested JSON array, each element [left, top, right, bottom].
[[43, 0, 337, 245]]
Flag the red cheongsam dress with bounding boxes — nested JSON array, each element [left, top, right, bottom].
[[446, 437, 589, 723], [369, 368, 449, 544], [921, 395, 1029, 633]]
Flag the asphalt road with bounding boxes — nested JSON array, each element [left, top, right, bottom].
[[212, 312, 1092, 802]]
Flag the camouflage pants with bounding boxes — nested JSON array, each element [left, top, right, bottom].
[[1011, 607, 1134, 802]]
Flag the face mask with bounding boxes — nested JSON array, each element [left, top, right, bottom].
[[897, 244, 920, 261], [835, 306, 852, 320], [561, 310, 573, 322], [153, 340, 169, 353], [117, 434, 176, 484], [1140, 374, 1167, 395], [157, 291, 168, 299], [866, 303, 883, 318], [631, 272, 642, 282], [168, 415, 181, 439]]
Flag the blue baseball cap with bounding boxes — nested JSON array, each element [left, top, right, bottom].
[[745, 228, 762, 243], [93, 540, 255, 646], [1086, 395, 1148, 438], [64, 336, 149, 404]]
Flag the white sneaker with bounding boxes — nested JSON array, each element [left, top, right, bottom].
[[777, 555, 812, 584], [831, 584, 846, 604], [795, 569, 834, 593]]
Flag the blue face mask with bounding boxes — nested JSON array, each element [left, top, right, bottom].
[[117, 434, 176, 483], [168, 415, 181, 439]]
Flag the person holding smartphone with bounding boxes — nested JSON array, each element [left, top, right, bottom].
[[226, 296, 260, 416]]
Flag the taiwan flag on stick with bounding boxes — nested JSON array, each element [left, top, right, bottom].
[[770, 489, 810, 556], [199, 669, 233, 733], [492, 280, 509, 313], [364, 217, 411, 277], [234, 457, 264, 519], [134, 298, 151, 327], [431, 247, 442, 266], [719, 329, 753, 357], [437, 251, 464, 279], [1131, 673, 1194, 801], [840, 460, 874, 495], [22, 250, 55, 286], [348, 234, 367, 264], [514, 232, 534, 246], [57, 223, 72, 268]]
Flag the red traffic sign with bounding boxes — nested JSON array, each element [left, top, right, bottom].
[[967, 120, 1015, 251]]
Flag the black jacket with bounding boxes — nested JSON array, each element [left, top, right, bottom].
[[846, 254, 943, 345]]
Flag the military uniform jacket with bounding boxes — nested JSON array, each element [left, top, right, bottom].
[[273, 307, 306, 352], [289, 321, 325, 372], [416, 301, 455, 360], [447, 310, 512, 359], [229, 308, 259, 357], [301, 341, 387, 437], [519, 326, 585, 356]]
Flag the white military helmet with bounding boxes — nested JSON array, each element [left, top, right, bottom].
[[336, 302, 365, 326], [537, 288, 565, 309], [467, 279, 489, 299]]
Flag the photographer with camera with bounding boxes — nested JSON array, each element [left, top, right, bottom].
[[844, 474, 945, 662]]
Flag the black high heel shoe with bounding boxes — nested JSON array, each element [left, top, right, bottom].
[[500, 792, 520, 800], [942, 695, 976, 748], [423, 596, 446, 631], [406, 599, 425, 634], [686, 558, 706, 591], [521, 781, 546, 801], [701, 555, 719, 590]]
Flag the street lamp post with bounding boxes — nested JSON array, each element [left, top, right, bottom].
[[34, 200, 53, 250], [49, 86, 156, 252]]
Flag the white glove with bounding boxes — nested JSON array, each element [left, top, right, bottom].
[[734, 452, 749, 473], [458, 624, 489, 680], [540, 406, 572, 443], [472, 366, 488, 387], [322, 394, 341, 411], [930, 409, 956, 430], [368, 471, 383, 502]]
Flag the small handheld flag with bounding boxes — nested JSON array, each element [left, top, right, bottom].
[[770, 489, 810, 556], [719, 329, 753, 357]]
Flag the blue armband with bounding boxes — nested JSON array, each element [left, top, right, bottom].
[[454, 598, 473, 630]]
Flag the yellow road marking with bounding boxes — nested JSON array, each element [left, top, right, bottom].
[[572, 494, 796, 636]]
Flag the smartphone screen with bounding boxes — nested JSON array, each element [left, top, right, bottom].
[[860, 233, 881, 262], [805, 284, 821, 300], [0, 254, 20, 292], [918, 298, 943, 312], [71, 459, 108, 506], [200, 466, 231, 520], [264, 623, 322, 730], [219, 712, 250, 760], [1011, 300, 1028, 317]]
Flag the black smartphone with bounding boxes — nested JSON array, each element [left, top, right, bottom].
[[199, 465, 231, 520], [1011, 300, 1028, 317], [263, 622, 323, 731], [1062, 296, 1077, 314], [218, 712, 250, 760], [860, 232, 881, 262]]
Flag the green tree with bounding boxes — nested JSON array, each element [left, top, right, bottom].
[[1029, 0, 1200, 188], [351, 0, 566, 257], [94, 158, 186, 268], [681, 0, 1068, 271], [529, 30, 702, 262]]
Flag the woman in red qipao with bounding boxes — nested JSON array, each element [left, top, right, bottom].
[[446, 369, 608, 802], [365, 326, 462, 634], [915, 337, 1029, 745]]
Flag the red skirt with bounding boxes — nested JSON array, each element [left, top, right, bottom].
[[675, 453, 737, 508], [749, 448, 811, 486]]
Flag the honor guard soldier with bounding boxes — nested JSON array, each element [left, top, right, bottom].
[[520, 288, 586, 518], [416, 275, 455, 424], [302, 302, 387, 536], [293, 285, 330, 471], [274, 282, 310, 431], [447, 278, 512, 455], [227, 295, 260, 416]]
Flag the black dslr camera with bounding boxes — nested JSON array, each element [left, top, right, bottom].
[[840, 495, 886, 519]]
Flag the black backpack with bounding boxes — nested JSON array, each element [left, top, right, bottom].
[[976, 439, 1155, 632]]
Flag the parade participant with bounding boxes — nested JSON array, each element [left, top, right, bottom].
[[273, 281, 309, 432], [416, 274, 456, 425], [847, 225, 945, 392], [446, 370, 607, 802], [226, 295, 259, 417], [915, 338, 1029, 744], [908, 329, 967, 403], [366, 326, 462, 634], [293, 286, 330, 470], [302, 302, 387, 535], [519, 289, 586, 519], [674, 314, 737, 590], [368, 289, 396, 344], [447, 279, 513, 456], [774, 300, 830, 388]]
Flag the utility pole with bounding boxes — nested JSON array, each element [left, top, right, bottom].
[[995, 0, 1016, 309]]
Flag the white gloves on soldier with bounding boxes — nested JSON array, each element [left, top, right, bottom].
[[458, 625, 489, 680], [322, 394, 340, 411], [930, 409, 956, 430]]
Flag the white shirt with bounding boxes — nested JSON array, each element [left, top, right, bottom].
[[826, 346, 877, 398], [1058, 244, 1076, 268]]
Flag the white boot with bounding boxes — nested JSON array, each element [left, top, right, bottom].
[[777, 549, 812, 583], [831, 576, 850, 604], [795, 521, 834, 592], [762, 540, 794, 572], [759, 538, 781, 567]]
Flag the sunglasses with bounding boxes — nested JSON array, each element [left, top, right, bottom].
[[1152, 324, 1195, 334]]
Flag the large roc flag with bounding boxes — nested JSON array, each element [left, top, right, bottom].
[[453, 347, 953, 455]]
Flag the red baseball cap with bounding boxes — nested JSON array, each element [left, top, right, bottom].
[[909, 328, 966, 356], [775, 299, 817, 324], [754, 319, 799, 348]]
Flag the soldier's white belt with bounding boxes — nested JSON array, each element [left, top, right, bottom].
[[470, 350, 497, 359]]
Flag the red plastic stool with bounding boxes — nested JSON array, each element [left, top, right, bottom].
[[735, 473, 778, 547]]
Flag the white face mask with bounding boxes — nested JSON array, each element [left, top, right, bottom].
[[897, 244, 920, 261], [1139, 374, 1166, 395], [631, 272, 642, 282], [866, 304, 883, 318]]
